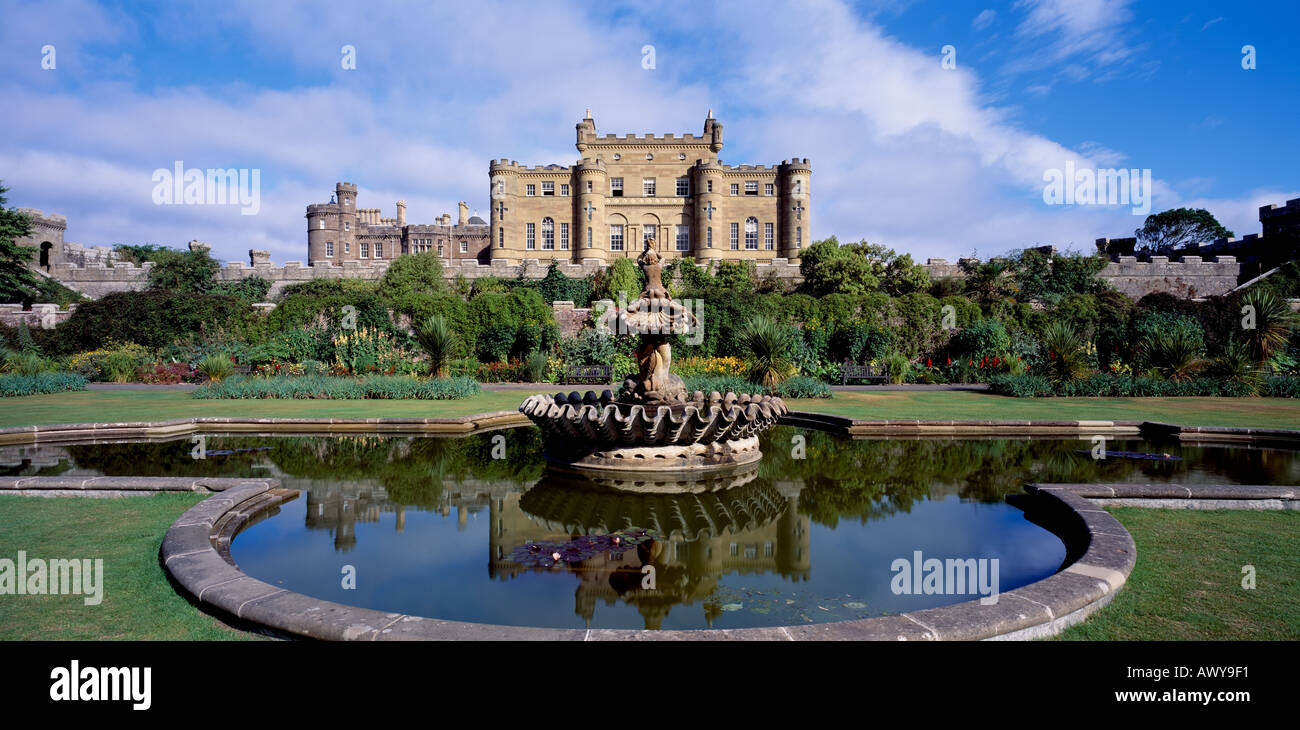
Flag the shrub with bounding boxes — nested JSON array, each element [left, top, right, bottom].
[[0, 372, 88, 396], [198, 354, 234, 382], [1209, 340, 1260, 390], [681, 373, 750, 395], [881, 351, 911, 384], [1239, 287, 1299, 363], [525, 351, 548, 382], [137, 362, 197, 384], [988, 373, 1054, 397], [737, 316, 796, 388], [191, 375, 480, 400], [3, 350, 53, 375], [1260, 376, 1300, 398], [775, 375, 832, 398], [414, 315, 457, 376], [1140, 328, 1205, 381], [1039, 320, 1089, 383], [103, 350, 142, 383], [673, 355, 747, 377], [948, 318, 1010, 362]]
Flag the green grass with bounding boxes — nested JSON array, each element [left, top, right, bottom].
[[1058, 508, 1300, 640], [2, 389, 1299, 430], [0, 494, 263, 640]]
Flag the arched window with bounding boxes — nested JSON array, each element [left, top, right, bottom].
[[541, 218, 554, 250], [744, 217, 758, 250]]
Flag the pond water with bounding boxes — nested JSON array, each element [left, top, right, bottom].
[[5, 428, 1296, 630]]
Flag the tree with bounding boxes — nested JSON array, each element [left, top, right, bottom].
[[599, 257, 644, 302], [378, 251, 446, 299], [0, 183, 41, 304], [147, 248, 220, 293], [1135, 208, 1234, 253]]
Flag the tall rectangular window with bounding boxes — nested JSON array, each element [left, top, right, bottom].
[[744, 218, 758, 250], [764, 183, 774, 196], [560, 223, 569, 250], [586, 180, 593, 193], [560, 184, 569, 196], [326, 241, 334, 256], [587, 227, 592, 248], [542, 181, 554, 196], [459, 239, 468, 253], [375, 242, 383, 257], [729, 223, 739, 250], [706, 228, 712, 248], [796, 227, 802, 248], [541, 221, 554, 250], [498, 228, 504, 248], [526, 184, 536, 196], [730, 183, 739, 196], [610, 224, 624, 251], [676, 225, 689, 251], [643, 178, 656, 197], [610, 178, 624, 197], [344, 242, 350, 254], [526, 222, 536, 249], [764, 222, 774, 250], [643, 225, 656, 247], [676, 177, 689, 196], [707, 180, 713, 193]]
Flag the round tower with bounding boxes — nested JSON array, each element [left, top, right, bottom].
[[574, 157, 608, 265], [334, 182, 359, 260], [306, 203, 337, 263], [692, 160, 725, 261], [489, 160, 521, 265], [778, 159, 811, 259]]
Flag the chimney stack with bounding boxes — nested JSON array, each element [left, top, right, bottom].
[[458, 201, 469, 226], [396, 200, 406, 227]]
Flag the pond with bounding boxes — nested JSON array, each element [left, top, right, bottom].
[[5, 428, 1296, 630]]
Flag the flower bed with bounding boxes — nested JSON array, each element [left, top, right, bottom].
[[191, 375, 481, 400]]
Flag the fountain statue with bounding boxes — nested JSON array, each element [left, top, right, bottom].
[[520, 237, 788, 477]]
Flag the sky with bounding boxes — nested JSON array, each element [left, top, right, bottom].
[[1, 0, 1297, 265]]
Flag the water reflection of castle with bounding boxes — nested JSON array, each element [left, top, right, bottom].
[[298, 473, 810, 628]]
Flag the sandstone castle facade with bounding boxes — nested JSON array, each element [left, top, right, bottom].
[[305, 185, 490, 265], [487, 111, 810, 265]]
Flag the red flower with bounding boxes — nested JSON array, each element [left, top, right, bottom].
[[968, 358, 973, 367], [926, 358, 932, 368], [946, 357, 952, 366]]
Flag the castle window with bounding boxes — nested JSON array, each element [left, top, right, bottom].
[[643, 178, 656, 197], [344, 242, 351, 254], [526, 184, 536, 197], [560, 184, 569, 196], [765, 183, 774, 196], [498, 228, 504, 248], [676, 225, 689, 251], [707, 227, 713, 248], [707, 180, 713, 193], [745, 217, 758, 249], [796, 227, 802, 248], [745, 181, 758, 196], [375, 242, 383, 257], [609, 224, 624, 251], [610, 178, 623, 197], [495, 180, 504, 196], [344, 221, 350, 231], [676, 177, 689, 196], [764, 222, 774, 250], [318, 219, 325, 229], [560, 222, 569, 250], [460, 239, 468, 253], [729, 223, 739, 250], [678, 153, 686, 160], [643, 225, 657, 247], [706, 203, 713, 221], [729, 543, 738, 556], [541, 218, 554, 250], [612, 153, 621, 161], [326, 241, 334, 257], [730, 183, 739, 196], [795, 180, 802, 195], [586, 180, 593, 193], [542, 182, 554, 196], [646, 153, 654, 161], [587, 227, 593, 248], [526, 222, 536, 249], [764, 543, 774, 557]]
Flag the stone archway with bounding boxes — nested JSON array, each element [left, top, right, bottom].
[[39, 241, 52, 270]]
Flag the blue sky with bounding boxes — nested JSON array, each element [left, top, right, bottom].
[[2, 0, 1296, 264]]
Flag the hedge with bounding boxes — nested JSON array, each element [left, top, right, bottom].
[[989, 373, 1300, 398], [191, 375, 481, 400], [0, 372, 89, 396]]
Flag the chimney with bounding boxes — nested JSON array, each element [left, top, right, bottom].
[[458, 201, 469, 226], [396, 200, 406, 227], [249, 249, 270, 266]]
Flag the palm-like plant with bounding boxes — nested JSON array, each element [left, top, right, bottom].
[[738, 316, 795, 390], [1040, 320, 1088, 383], [414, 315, 457, 377], [198, 354, 234, 382], [1209, 339, 1260, 390], [1141, 329, 1204, 381], [1240, 287, 1299, 364]]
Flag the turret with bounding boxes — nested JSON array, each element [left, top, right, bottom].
[[703, 110, 723, 154], [778, 159, 811, 258], [574, 157, 609, 264], [692, 160, 725, 260]]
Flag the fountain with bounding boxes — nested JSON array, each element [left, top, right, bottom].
[[520, 240, 788, 475]]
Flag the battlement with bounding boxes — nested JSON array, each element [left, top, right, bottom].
[[17, 208, 67, 225], [305, 203, 337, 215], [719, 164, 781, 173], [590, 132, 710, 145], [1260, 197, 1300, 219], [335, 182, 358, 192]]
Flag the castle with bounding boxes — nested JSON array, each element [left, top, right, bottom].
[[486, 110, 810, 266], [305, 186, 490, 265]]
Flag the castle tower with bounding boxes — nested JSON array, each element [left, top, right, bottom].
[[692, 160, 725, 261], [306, 202, 336, 262], [574, 157, 608, 264], [396, 199, 406, 228], [778, 159, 811, 257], [335, 182, 358, 258], [457, 201, 469, 226], [488, 159, 520, 264]]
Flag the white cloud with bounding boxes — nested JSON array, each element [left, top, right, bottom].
[[973, 9, 997, 30]]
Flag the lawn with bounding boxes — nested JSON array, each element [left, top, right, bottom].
[[1058, 508, 1300, 640], [0, 494, 264, 641], [1, 389, 1299, 429]]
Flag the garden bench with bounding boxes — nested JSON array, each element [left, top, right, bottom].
[[841, 363, 888, 385], [564, 364, 613, 385]]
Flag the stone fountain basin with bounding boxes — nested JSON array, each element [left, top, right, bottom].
[[519, 392, 788, 447]]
